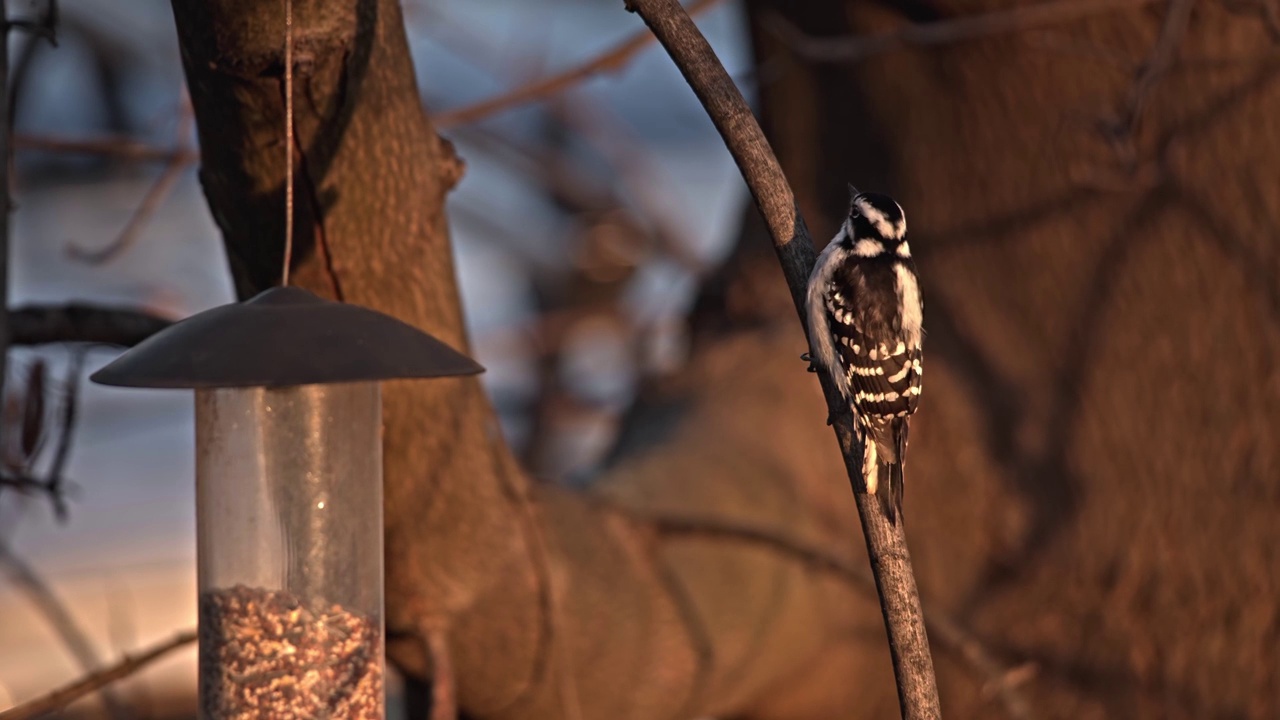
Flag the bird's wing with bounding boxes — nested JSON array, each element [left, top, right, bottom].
[[808, 239, 852, 400]]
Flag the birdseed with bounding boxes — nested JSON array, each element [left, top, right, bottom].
[[199, 584, 384, 719]]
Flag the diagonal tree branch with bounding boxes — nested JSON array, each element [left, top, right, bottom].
[[621, 0, 941, 717], [9, 305, 172, 347]]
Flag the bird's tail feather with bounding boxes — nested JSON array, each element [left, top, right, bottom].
[[881, 459, 904, 526], [865, 420, 905, 525]]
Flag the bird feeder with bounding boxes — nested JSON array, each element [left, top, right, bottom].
[[90, 287, 483, 720]]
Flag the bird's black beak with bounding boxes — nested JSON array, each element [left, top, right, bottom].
[[847, 182, 860, 201]]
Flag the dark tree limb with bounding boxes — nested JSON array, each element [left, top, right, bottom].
[[9, 305, 172, 346], [622, 0, 942, 717]]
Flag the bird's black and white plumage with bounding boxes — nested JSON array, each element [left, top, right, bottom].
[[805, 187, 923, 524]]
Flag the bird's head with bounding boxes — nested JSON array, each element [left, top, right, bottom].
[[844, 185, 909, 259]]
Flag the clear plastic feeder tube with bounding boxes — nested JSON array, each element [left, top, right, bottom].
[[195, 382, 385, 720]]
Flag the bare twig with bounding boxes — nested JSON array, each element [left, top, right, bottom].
[[768, 0, 1163, 64], [9, 304, 172, 347], [551, 97, 709, 275], [68, 92, 193, 263], [44, 347, 86, 514], [0, 541, 130, 719], [0, 629, 196, 720], [423, 22, 708, 276], [433, 0, 723, 128], [622, 0, 940, 716], [66, 159, 185, 263], [13, 133, 196, 163], [68, 96, 194, 265]]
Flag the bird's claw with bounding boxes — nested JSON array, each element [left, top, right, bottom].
[[800, 352, 819, 373]]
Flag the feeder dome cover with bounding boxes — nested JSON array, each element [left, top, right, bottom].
[[91, 286, 484, 388]]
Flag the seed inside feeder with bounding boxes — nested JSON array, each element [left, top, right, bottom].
[[200, 585, 384, 720]]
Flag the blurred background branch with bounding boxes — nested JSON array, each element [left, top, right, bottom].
[[0, 629, 195, 720], [766, 0, 1163, 63]]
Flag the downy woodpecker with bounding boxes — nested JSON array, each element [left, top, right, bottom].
[[804, 186, 923, 523]]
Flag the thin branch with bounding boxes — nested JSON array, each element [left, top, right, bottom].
[[13, 133, 196, 164], [433, 0, 724, 129], [0, 541, 130, 719], [9, 304, 172, 346], [622, 0, 940, 717], [67, 96, 194, 265], [0, 629, 196, 720], [44, 347, 86, 516], [767, 0, 1163, 64], [421, 20, 709, 276], [66, 158, 186, 263]]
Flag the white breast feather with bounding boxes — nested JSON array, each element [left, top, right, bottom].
[[895, 263, 923, 348]]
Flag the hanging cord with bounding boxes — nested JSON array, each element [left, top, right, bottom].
[[281, 0, 295, 286]]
